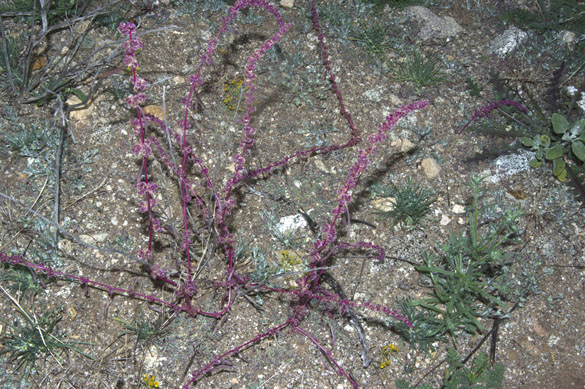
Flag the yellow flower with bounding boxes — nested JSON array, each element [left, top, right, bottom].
[[143, 374, 160, 388]]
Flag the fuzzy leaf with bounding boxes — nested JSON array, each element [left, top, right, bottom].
[[545, 144, 563, 160], [529, 159, 541, 168], [540, 135, 550, 147], [571, 119, 585, 136], [521, 136, 533, 147], [572, 141, 585, 161], [552, 113, 569, 135], [557, 168, 567, 182], [553, 157, 565, 176]]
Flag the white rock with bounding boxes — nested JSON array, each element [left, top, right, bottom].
[[277, 214, 307, 234], [440, 214, 451, 226], [401, 138, 415, 152], [487, 150, 534, 183], [488, 27, 528, 57], [280, 0, 294, 8], [452, 204, 465, 214]]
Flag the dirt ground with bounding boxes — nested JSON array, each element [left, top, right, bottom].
[[1, 0, 584, 388]]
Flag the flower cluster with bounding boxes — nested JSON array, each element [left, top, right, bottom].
[[379, 343, 399, 369], [119, 21, 159, 260], [223, 76, 246, 111], [143, 374, 159, 387]]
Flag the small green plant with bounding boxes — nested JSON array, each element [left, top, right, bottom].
[[466, 76, 483, 98], [395, 50, 445, 92], [0, 0, 80, 26], [114, 310, 168, 343], [0, 286, 93, 383], [350, 18, 393, 61], [391, 298, 447, 353], [0, 264, 52, 295], [248, 246, 275, 284], [369, 177, 436, 231], [412, 176, 522, 339], [444, 348, 504, 389], [521, 112, 585, 182]]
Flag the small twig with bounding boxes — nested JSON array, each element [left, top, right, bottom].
[[53, 115, 66, 248], [0, 15, 16, 94]]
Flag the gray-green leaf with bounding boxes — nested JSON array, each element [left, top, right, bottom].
[[552, 113, 569, 135], [572, 141, 585, 161], [521, 136, 533, 147], [529, 159, 541, 168], [545, 144, 564, 160]]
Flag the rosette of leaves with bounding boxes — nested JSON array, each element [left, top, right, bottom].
[[521, 113, 585, 182]]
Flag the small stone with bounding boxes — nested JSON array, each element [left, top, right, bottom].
[[58, 239, 74, 255], [452, 204, 465, 214], [143, 105, 165, 121], [313, 157, 329, 173], [440, 214, 451, 226], [79, 233, 109, 244], [421, 158, 441, 179], [144, 345, 158, 370], [563, 31, 576, 44], [372, 197, 396, 212], [31, 55, 47, 71], [280, 0, 294, 8], [401, 138, 415, 153], [67, 95, 94, 122]]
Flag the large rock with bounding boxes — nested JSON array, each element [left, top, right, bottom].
[[405, 6, 463, 41], [488, 27, 528, 57]]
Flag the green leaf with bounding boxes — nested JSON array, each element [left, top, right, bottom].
[[69, 88, 87, 104], [572, 141, 585, 161], [570, 119, 585, 136], [545, 144, 564, 160], [529, 158, 541, 168], [536, 148, 543, 160], [557, 168, 567, 182], [521, 136, 533, 147], [553, 158, 565, 176], [540, 135, 550, 147], [552, 113, 569, 134]]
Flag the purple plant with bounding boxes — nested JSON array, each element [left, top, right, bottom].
[[0, 0, 429, 387], [458, 98, 529, 134]]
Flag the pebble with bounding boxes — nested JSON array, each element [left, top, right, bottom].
[[421, 158, 441, 179]]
